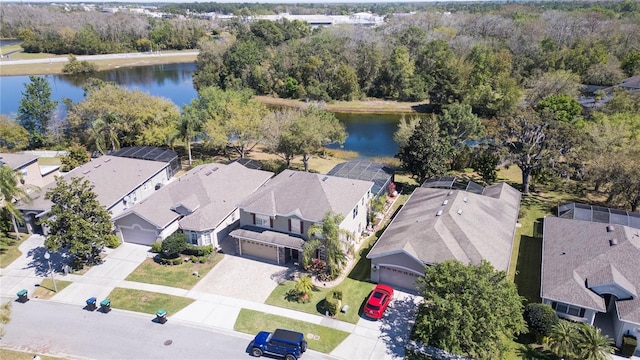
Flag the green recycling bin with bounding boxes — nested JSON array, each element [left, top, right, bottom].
[[100, 299, 111, 313], [156, 309, 167, 324], [17, 289, 28, 303]]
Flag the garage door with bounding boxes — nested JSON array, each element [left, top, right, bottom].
[[240, 239, 278, 263], [379, 266, 421, 293], [120, 227, 158, 246]]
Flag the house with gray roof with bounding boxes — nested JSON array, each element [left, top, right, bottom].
[[16, 155, 171, 234], [112, 162, 273, 247], [366, 182, 521, 292], [541, 210, 640, 353], [0, 152, 59, 189], [230, 170, 373, 265]]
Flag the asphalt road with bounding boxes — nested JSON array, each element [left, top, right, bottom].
[[0, 297, 335, 360]]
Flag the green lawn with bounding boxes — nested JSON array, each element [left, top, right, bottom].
[[0, 234, 25, 268], [234, 309, 349, 354], [32, 278, 73, 299], [125, 253, 223, 289], [106, 288, 194, 315], [265, 278, 374, 324], [0, 349, 61, 360]]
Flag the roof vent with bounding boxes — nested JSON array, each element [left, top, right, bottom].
[[448, 190, 453, 196], [436, 210, 443, 216], [457, 209, 463, 215], [609, 238, 618, 246], [205, 171, 212, 176], [94, 164, 101, 168], [442, 200, 448, 206], [83, 170, 91, 174], [104, 158, 111, 162], [322, 176, 329, 182], [606, 225, 615, 232], [463, 197, 468, 203]]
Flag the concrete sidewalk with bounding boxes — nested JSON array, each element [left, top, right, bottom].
[[0, 236, 415, 360]]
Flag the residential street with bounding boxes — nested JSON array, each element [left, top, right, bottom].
[[0, 297, 335, 360]]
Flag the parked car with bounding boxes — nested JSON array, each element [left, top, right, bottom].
[[363, 284, 394, 319], [251, 328, 307, 360]]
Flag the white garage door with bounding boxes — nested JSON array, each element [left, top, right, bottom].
[[379, 266, 421, 293], [120, 227, 157, 246], [241, 239, 278, 263]]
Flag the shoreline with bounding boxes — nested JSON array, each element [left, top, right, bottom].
[[0, 50, 423, 114]]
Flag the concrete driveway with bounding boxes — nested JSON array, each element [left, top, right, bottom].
[[190, 254, 295, 303], [331, 291, 422, 360]]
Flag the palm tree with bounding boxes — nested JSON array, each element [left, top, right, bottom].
[[177, 104, 203, 167], [546, 320, 578, 359], [576, 324, 614, 360], [92, 113, 120, 154], [0, 165, 30, 239], [306, 211, 350, 280]]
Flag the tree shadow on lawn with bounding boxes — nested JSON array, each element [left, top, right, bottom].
[[378, 296, 420, 358], [514, 235, 543, 304]]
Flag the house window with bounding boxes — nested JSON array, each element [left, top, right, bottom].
[[290, 218, 302, 234], [353, 205, 359, 219], [255, 214, 271, 228], [189, 232, 198, 245], [204, 232, 211, 245], [552, 301, 586, 317]]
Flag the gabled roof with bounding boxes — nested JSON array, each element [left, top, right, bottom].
[[114, 162, 274, 231], [542, 216, 640, 324], [0, 153, 38, 170], [238, 170, 373, 222], [17, 155, 168, 213], [367, 182, 521, 272]]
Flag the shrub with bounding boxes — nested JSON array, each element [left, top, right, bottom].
[[199, 256, 206, 263], [162, 233, 187, 258], [323, 292, 340, 316], [621, 335, 638, 357], [183, 244, 213, 256], [104, 235, 121, 248], [190, 255, 197, 263], [524, 303, 559, 339], [150, 241, 162, 253]]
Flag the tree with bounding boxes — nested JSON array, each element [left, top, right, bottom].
[[275, 106, 346, 172], [393, 115, 420, 148], [536, 94, 583, 124], [0, 115, 29, 151], [472, 146, 500, 185], [0, 165, 32, 239], [17, 76, 58, 148], [414, 260, 526, 359], [175, 104, 204, 167], [91, 113, 121, 155], [526, 70, 582, 106], [547, 320, 579, 359], [42, 177, 118, 268], [546, 321, 614, 360], [62, 54, 97, 74], [161, 232, 187, 259], [397, 116, 453, 185], [60, 144, 89, 172], [195, 86, 266, 158], [437, 102, 485, 148], [306, 212, 349, 281], [497, 109, 557, 194]]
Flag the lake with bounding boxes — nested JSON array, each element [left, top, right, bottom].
[[0, 63, 401, 158]]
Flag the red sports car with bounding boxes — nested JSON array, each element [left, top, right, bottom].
[[363, 284, 394, 319]]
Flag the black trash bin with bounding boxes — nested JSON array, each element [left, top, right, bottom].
[[156, 309, 167, 324], [100, 299, 111, 313], [17, 289, 28, 303], [86, 297, 97, 311]]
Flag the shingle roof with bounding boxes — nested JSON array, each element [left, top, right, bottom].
[[17, 155, 167, 213], [0, 153, 38, 170], [238, 170, 373, 222], [115, 162, 274, 231], [542, 217, 640, 323], [367, 183, 521, 272]]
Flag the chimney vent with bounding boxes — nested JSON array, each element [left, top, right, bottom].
[[606, 225, 615, 232], [609, 238, 618, 246]]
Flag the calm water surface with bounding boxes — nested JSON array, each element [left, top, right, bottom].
[[0, 63, 401, 157]]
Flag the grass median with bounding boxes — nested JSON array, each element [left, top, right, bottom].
[[234, 309, 349, 354]]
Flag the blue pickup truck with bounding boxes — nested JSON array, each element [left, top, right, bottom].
[[251, 328, 307, 360]]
